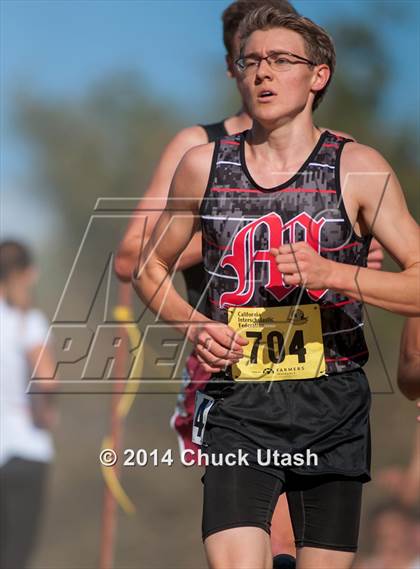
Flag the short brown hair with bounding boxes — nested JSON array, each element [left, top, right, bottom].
[[239, 8, 336, 109], [222, 0, 298, 56]]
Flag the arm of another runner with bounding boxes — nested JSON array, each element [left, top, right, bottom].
[[398, 318, 420, 400], [132, 144, 248, 373], [115, 126, 207, 282]]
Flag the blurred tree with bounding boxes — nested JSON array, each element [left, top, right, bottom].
[[314, 21, 418, 220], [15, 14, 417, 243], [14, 71, 182, 254]]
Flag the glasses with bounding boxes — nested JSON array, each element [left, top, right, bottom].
[[235, 51, 316, 75]]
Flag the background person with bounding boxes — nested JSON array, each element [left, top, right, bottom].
[[0, 240, 58, 569], [354, 502, 419, 569]]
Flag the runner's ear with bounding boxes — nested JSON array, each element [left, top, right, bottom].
[[311, 64, 330, 95]]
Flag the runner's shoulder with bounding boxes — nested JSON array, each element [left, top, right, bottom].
[[158, 125, 210, 168], [340, 143, 398, 206], [170, 141, 216, 201], [322, 127, 355, 140], [177, 140, 216, 178], [341, 141, 392, 174], [170, 124, 210, 150]]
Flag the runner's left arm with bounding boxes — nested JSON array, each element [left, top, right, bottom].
[[330, 145, 419, 315], [271, 144, 419, 316]]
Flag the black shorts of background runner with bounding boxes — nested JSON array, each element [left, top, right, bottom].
[[202, 368, 371, 481], [202, 465, 363, 552]]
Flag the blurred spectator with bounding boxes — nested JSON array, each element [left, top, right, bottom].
[[0, 240, 58, 569], [354, 502, 419, 569], [375, 427, 419, 509]]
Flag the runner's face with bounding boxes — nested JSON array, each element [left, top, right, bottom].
[[239, 28, 325, 126]]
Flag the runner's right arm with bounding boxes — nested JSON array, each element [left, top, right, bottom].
[[115, 126, 208, 282], [132, 144, 248, 373]]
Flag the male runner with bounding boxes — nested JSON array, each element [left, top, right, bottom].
[[115, 0, 382, 460], [116, 4, 302, 564], [133, 7, 420, 569], [115, 2, 382, 565]]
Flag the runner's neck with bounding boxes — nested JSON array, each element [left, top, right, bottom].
[[224, 109, 252, 136], [246, 119, 321, 172]]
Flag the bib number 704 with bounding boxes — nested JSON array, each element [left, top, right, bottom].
[[246, 330, 307, 364]]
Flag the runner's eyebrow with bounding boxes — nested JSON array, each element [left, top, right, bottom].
[[242, 50, 298, 59]]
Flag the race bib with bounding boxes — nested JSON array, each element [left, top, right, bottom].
[[228, 305, 326, 381], [192, 391, 215, 446]]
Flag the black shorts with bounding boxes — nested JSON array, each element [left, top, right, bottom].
[[202, 368, 371, 480], [202, 466, 363, 552]]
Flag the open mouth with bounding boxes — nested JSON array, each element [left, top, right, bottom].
[[257, 90, 276, 101]]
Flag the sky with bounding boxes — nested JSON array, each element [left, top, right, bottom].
[[1, 0, 419, 242]]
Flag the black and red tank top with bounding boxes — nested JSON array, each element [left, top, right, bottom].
[[200, 130, 372, 375]]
